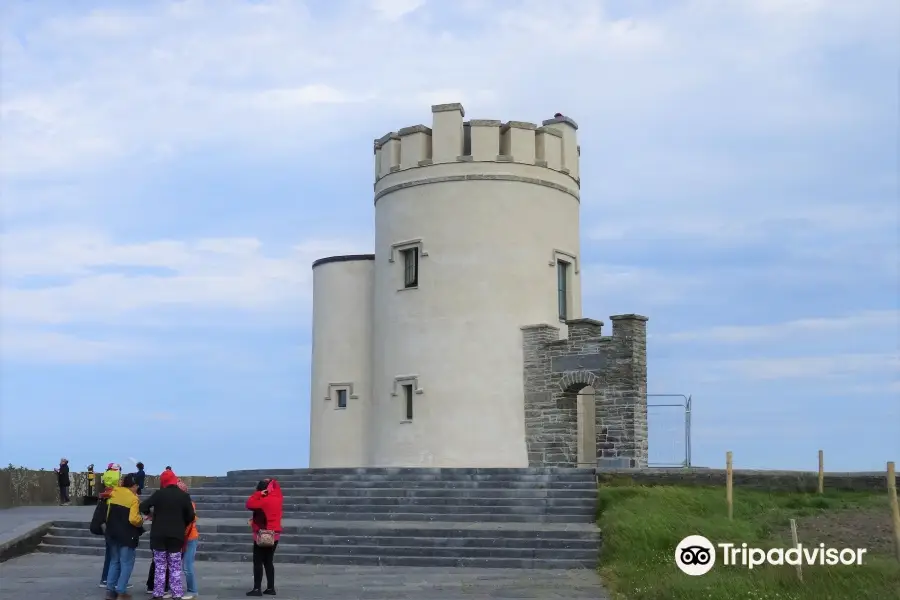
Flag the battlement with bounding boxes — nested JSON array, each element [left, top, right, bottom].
[[373, 103, 580, 184]]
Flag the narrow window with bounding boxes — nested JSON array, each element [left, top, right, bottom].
[[402, 248, 418, 288], [336, 389, 348, 409], [557, 260, 569, 321], [403, 384, 414, 420]]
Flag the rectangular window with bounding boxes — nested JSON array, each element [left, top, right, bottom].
[[403, 384, 414, 420], [557, 260, 569, 321], [402, 248, 418, 288], [336, 389, 348, 409]]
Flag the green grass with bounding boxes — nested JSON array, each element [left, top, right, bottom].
[[596, 485, 900, 600]]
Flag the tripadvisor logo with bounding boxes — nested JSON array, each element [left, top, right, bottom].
[[675, 535, 868, 576]]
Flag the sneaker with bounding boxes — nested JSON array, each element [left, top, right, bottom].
[[100, 581, 108, 587], [264, 590, 276, 596], [182, 595, 196, 599], [246, 591, 263, 597]]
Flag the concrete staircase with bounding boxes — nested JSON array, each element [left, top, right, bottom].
[[38, 468, 601, 569]]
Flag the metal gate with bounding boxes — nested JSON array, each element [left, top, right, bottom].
[[646, 394, 692, 468]]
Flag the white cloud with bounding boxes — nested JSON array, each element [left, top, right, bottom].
[[2, 0, 895, 186], [370, 0, 425, 21], [662, 310, 900, 343], [0, 228, 369, 327], [1, 0, 896, 369], [0, 330, 146, 364], [581, 263, 701, 307], [712, 353, 899, 381]]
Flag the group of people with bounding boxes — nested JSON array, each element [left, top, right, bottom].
[[89, 462, 284, 599]]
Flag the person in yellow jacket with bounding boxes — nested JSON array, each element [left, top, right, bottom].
[[104, 473, 144, 599]]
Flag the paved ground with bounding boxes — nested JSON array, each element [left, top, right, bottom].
[[1, 553, 609, 599], [0, 505, 95, 555], [0, 505, 94, 538]]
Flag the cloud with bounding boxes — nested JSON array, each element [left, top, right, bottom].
[[370, 0, 425, 21], [4, 0, 895, 186], [0, 329, 147, 364], [0, 227, 369, 327], [580, 263, 701, 308], [710, 353, 900, 381], [662, 310, 900, 343]]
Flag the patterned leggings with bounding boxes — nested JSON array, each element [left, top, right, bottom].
[[152, 550, 183, 597]]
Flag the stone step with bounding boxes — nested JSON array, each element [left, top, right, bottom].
[[187, 495, 597, 507], [185, 487, 595, 499], [181, 480, 597, 491], [38, 543, 595, 569], [219, 474, 594, 484], [49, 526, 599, 549], [226, 468, 596, 477], [186, 510, 588, 523], [52, 520, 599, 541], [42, 533, 596, 560], [192, 499, 595, 512]]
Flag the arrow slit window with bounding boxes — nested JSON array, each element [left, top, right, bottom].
[[557, 259, 570, 321]]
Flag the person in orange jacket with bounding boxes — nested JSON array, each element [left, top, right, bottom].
[[177, 479, 199, 599]]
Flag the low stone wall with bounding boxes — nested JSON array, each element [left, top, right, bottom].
[[0, 467, 215, 509], [596, 467, 896, 493]]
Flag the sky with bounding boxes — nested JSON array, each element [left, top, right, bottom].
[[1, 0, 897, 476]]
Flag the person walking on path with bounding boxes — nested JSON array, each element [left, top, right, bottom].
[[245, 478, 283, 596], [54, 458, 70, 505], [140, 469, 195, 599], [104, 473, 145, 599], [177, 479, 200, 599]]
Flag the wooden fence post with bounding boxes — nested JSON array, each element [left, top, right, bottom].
[[888, 461, 900, 564], [790, 518, 803, 582], [726, 451, 734, 520], [817, 450, 824, 494]]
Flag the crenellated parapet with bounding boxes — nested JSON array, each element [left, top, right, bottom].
[[373, 102, 580, 193]]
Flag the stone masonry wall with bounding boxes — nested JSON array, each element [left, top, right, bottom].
[[596, 468, 897, 493], [0, 466, 214, 508], [522, 315, 649, 468]]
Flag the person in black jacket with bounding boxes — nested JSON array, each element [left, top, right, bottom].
[[140, 469, 195, 599], [134, 462, 146, 495], [55, 458, 70, 505]]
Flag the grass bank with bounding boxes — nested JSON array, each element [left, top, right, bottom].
[[597, 484, 900, 600]]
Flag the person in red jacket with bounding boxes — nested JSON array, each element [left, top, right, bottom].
[[245, 478, 283, 596]]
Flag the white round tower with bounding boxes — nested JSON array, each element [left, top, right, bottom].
[[369, 103, 582, 467], [308, 255, 374, 468]]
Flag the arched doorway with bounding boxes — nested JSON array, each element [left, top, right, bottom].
[[577, 385, 597, 467]]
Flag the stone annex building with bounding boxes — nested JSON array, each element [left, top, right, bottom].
[[309, 103, 649, 470]]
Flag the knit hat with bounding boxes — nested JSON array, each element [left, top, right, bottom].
[[106, 463, 120, 471], [160, 469, 178, 488]]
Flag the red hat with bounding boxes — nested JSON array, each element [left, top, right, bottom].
[[160, 469, 178, 488]]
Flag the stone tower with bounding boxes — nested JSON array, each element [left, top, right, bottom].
[[309, 103, 648, 469]]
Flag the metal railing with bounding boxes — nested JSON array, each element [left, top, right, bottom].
[[646, 394, 692, 468]]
